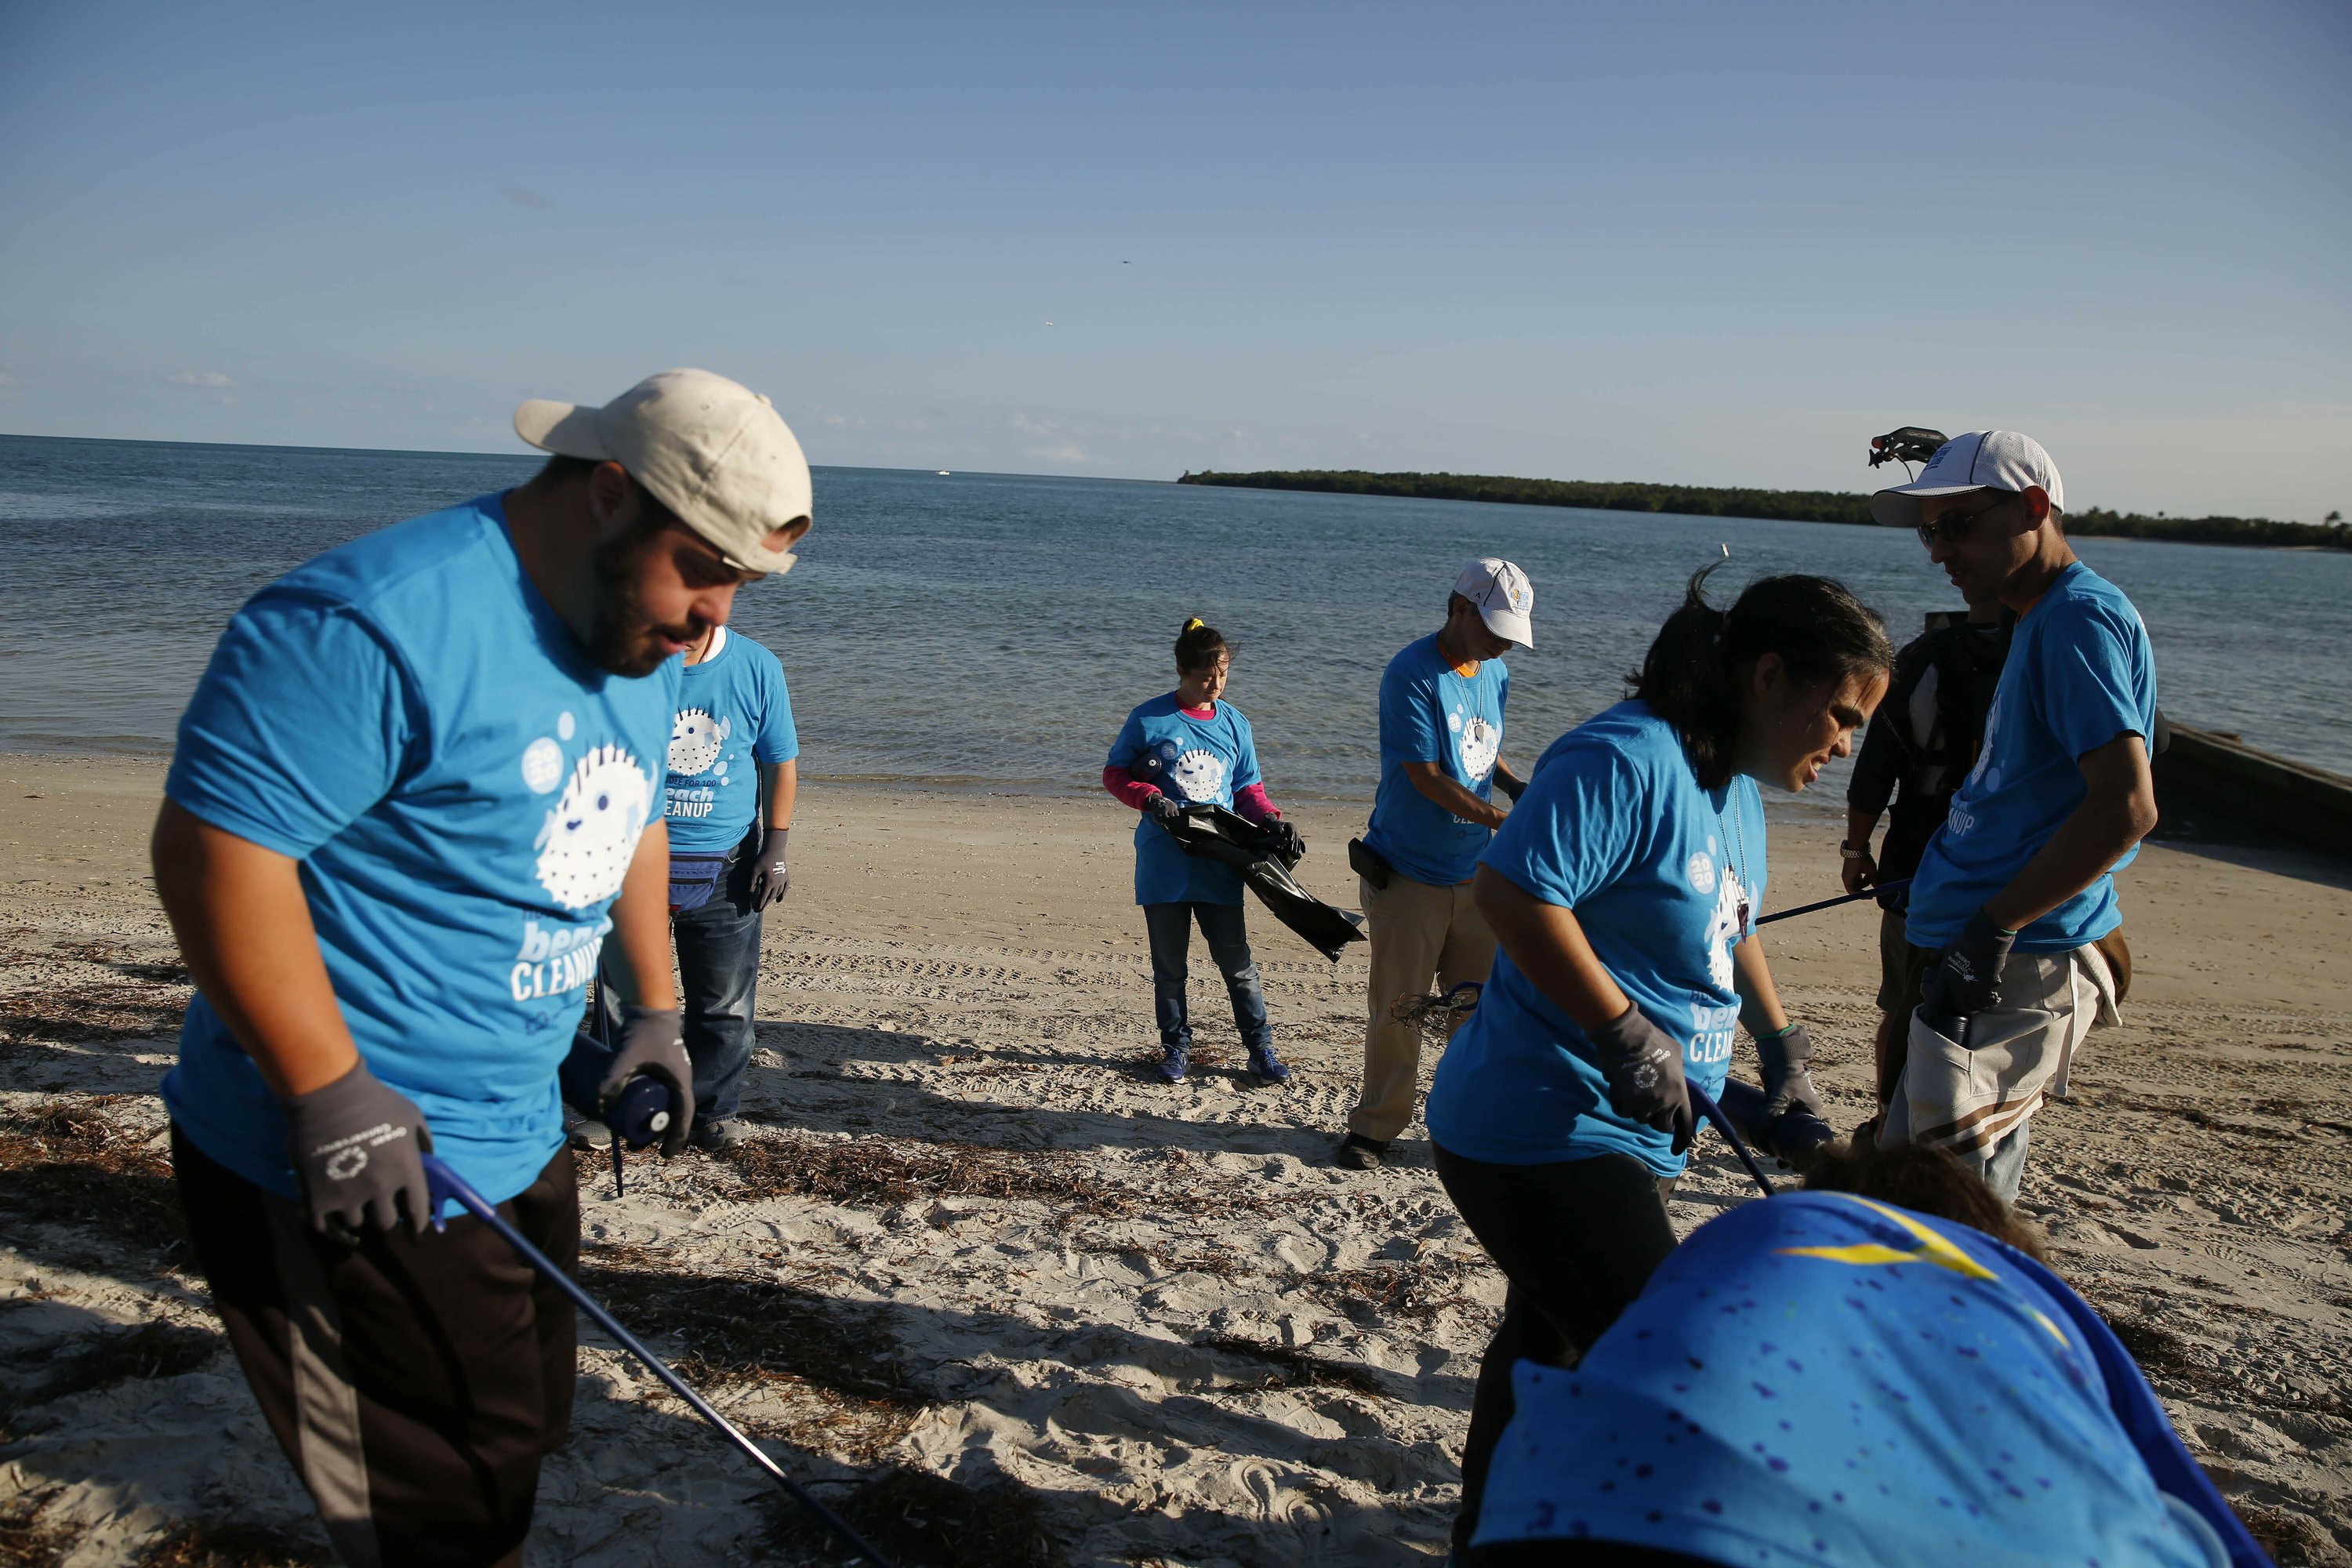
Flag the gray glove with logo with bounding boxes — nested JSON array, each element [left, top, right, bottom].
[[600, 1004, 694, 1156], [285, 1061, 435, 1238], [746, 827, 790, 910], [1588, 1003, 1695, 1155], [1148, 792, 1185, 826], [1755, 1023, 1825, 1122]]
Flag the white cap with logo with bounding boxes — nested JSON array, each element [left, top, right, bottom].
[[1454, 557, 1535, 648], [514, 368, 812, 575], [1870, 430, 2064, 531]]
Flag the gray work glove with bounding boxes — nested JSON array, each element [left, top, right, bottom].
[[1588, 1004, 1695, 1155], [285, 1061, 435, 1238], [746, 827, 790, 910], [1922, 909, 2016, 1023], [600, 1004, 694, 1156], [1147, 792, 1185, 826], [1262, 816, 1305, 866], [1755, 1023, 1824, 1123]]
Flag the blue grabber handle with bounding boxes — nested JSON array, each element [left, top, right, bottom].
[[1686, 1081, 1778, 1199], [419, 1154, 898, 1568]]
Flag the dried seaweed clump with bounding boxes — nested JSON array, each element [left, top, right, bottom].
[[2, 1321, 220, 1439], [0, 1099, 184, 1253], [0, 983, 188, 1048], [765, 1468, 1066, 1568], [1190, 1334, 1386, 1397], [131, 1521, 332, 1567], [580, 1247, 933, 1461], [1303, 1255, 1488, 1327], [724, 1134, 1163, 1224]]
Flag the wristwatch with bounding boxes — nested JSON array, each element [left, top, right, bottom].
[[1839, 840, 1873, 861]]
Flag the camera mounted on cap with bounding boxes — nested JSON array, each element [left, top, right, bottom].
[[1867, 426, 1949, 471]]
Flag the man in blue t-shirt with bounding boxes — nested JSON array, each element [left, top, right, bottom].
[[586, 622, 797, 1153], [1869, 432, 2158, 1201], [1336, 557, 1532, 1170], [150, 369, 814, 1562]]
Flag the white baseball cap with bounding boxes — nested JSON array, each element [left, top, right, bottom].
[[1454, 557, 1534, 648], [514, 368, 812, 575], [1870, 430, 2064, 530]]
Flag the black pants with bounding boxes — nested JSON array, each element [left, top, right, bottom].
[[173, 1127, 579, 1568], [1434, 1142, 1679, 1555]]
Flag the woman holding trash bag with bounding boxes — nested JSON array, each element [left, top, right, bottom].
[[1422, 569, 1893, 1555], [1105, 618, 1302, 1087]]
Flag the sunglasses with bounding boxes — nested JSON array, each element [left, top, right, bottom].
[[1915, 493, 2014, 550]]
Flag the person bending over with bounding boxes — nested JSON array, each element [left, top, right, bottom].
[[151, 370, 812, 1566], [1841, 583, 2009, 1129], [1422, 570, 1893, 1555], [1464, 1139, 2267, 1567], [1336, 557, 1533, 1171], [1871, 432, 2156, 1200], [586, 619, 798, 1154], [1104, 618, 1298, 1086]]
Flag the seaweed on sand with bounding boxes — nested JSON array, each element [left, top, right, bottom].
[[2, 1320, 220, 1439], [130, 1523, 332, 1567], [579, 1243, 933, 1461], [764, 1468, 1066, 1568], [1189, 1334, 1387, 1397], [715, 1133, 1224, 1227], [0, 1098, 184, 1254], [0, 982, 188, 1051]]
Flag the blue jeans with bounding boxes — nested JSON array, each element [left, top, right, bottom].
[[598, 878, 763, 1123], [1142, 902, 1269, 1053]]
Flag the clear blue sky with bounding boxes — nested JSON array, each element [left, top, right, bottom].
[[2, 0, 2345, 519]]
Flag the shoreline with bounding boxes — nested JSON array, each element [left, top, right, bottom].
[[2, 758, 2347, 1563]]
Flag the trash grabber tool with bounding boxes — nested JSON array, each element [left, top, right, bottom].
[[1757, 878, 1911, 927], [1686, 1083, 1777, 1199], [419, 1154, 897, 1568]]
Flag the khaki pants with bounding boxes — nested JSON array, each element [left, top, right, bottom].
[[1880, 942, 2120, 1200], [1350, 873, 1496, 1142]]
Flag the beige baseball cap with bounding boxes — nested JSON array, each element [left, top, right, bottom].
[[1454, 557, 1534, 648], [514, 368, 811, 575]]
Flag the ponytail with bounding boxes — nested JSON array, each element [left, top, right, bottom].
[[1174, 616, 1232, 671], [1630, 567, 1893, 788]]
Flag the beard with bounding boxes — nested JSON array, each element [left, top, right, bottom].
[[586, 529, 699, 677]]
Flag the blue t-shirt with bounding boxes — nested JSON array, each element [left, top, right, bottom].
[[1473, 1192, 2236, 1568], [162, 495, 680, 1209], [1106, 695, 1263, 906], [1424, 702, 1765, 1178], [663, 626, 797, 855], [1363, 633, 1510, 886], [1907, 564, 2157, 953]]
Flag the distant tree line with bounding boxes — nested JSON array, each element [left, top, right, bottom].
[[1175, 470, 2351, 552]]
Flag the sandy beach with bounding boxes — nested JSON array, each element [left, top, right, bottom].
[[2, 753, 2347, 1566]]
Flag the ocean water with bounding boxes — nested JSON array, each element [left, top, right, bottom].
[[4, 434, 2348, 797]]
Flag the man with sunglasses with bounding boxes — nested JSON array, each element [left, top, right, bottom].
[[151, 369, 813, 1563], [1868, 431, 2156, 1200]]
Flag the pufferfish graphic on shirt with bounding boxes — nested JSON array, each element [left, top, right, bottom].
[[535, 744, 654, 909], [1163, 744, 1229, 803], [668, 708, 730, 777], [1450, 706, 1501, 785]]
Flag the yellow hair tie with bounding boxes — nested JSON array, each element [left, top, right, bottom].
[[1182, 617, 1207, 632]]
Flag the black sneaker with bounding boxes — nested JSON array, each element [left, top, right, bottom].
[[1333, 1132, 1389, 1170]]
